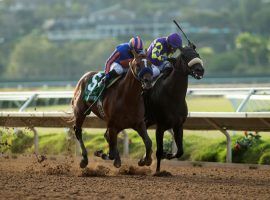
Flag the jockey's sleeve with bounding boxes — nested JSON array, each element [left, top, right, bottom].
[[105, 50, 121, 70], [151, 41, 165, 66]]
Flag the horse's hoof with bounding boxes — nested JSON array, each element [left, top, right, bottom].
[[113, 159, 121, 168], [166, 153, 174, 160], [80, 159, 88, 168], [101, 153, 109, 160], [109, 153, 115, 160], [145, 158, 152, 166], [138, 158, 145, 166], [138, 158, 152, 166], [94, 150, 103, 157]]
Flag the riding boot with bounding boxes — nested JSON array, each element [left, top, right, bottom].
[[104, 70, 119, 88]]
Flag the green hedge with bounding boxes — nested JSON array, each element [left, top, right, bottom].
[[1, 130, 270, 165]]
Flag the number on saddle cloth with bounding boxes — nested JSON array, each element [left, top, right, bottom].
[[84, 72, 105, 102]]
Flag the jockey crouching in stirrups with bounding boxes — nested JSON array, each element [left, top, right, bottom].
[[147, 33, 183, 78], [103, 36, 145, 87]]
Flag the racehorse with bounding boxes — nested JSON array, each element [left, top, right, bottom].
[[143, 45, 204, 172], [71, 50, 153, 168]]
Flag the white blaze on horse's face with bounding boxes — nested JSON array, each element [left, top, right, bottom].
[[142, 59, 147, 68]]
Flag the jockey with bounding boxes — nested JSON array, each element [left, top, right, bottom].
[[147, 33, 182, 78], [103, 36, 144, 85]]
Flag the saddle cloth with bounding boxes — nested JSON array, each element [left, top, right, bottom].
[[84, 72, 105, 102], [84, 71, 122, 102]]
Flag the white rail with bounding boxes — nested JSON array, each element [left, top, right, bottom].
[[1, 87, 270, 101], [1, 111, 270, 163]]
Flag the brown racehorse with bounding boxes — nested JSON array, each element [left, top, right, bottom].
[[71, 51, 153, 168]]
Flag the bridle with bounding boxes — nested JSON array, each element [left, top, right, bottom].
[[129, 61, 141, 82], [129, 57, 150, 82]]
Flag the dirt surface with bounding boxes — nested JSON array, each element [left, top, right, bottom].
[[1, 155, 270, 200]]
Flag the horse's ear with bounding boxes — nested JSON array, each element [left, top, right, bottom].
[[145, 48, 148, 55], [189, 42, 196, 50], [179, 46, 184, 52], [131, 49, 138, 58]]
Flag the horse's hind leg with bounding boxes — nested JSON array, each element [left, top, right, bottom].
[[134, 122, 152, 166], [73, 107, 88, 168]]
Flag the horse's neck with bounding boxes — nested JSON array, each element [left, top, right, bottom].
[[165, 59, 188, 97], [120, 69, 141, 102]]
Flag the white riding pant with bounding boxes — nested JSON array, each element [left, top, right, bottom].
[[110, 62, 127, 75], [151, 61, 172, 78]]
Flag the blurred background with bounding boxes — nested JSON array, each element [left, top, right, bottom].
[[0, 0, 270, 85]]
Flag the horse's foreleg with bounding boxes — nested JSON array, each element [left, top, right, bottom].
[[74, 126, 88, 168], [107, 128, 121, 168], [134, 123, 152, 167], [166, 125, 184, 160], [94, 129, 110, 160], [173, 124, 184, 157], [156, 127, 165, 172]]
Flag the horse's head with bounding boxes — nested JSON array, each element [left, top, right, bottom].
[[175, 44, 204, 79], [130, 49, 153, 90]]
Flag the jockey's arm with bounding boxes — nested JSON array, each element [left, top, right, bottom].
[[105, 49, 121, 74]]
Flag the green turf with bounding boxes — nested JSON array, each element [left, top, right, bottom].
[[187, 96, 235, 112]]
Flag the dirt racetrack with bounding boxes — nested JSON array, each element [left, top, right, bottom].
[[1, 155, 270, 200]]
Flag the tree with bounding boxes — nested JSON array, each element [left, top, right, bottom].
[[235, 32, 265, 66], [6, 33, 121, 80]]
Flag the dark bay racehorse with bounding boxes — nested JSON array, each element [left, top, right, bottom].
[[144, 45, 204, 172], [71, 51, 153, 168]]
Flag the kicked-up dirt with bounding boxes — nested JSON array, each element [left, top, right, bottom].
[[0, 154, 270, 200]]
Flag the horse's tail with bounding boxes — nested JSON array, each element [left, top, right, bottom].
[[68, 71, 95, 124]]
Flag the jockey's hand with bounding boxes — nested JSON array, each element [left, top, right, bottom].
[[163, 61, 171, 69], [167, 57, 177, 64], [161, 55, 168, 61]]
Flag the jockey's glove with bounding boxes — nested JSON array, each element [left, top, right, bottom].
[[167, 57, 177, 64], [161, 55, 168, 61], [163, 61, 171, 69]]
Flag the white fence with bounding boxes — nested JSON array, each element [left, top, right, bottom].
[[1, 111, 270, 163], [1, 87, 270, 112]]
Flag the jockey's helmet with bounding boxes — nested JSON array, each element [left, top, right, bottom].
[[167, 33, 182, 49], [129, 36, 144, 54]]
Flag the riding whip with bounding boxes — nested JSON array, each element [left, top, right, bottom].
[[173, 19, 191, 45]]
